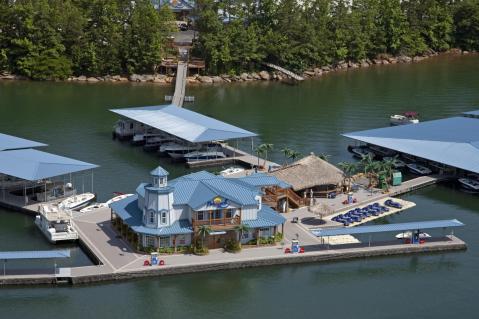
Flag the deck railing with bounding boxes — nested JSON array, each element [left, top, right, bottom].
[[192, 216, 241, 228]]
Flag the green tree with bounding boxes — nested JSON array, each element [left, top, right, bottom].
[[454, 1, 479, 51], [234, 223, 250, 248], [196, 225, 211, 249]]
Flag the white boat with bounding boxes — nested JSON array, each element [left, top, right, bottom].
[[395, 231, 431, 239], [383, 157, 406, 168], [390, 112, 419, 125], [161, 142, 199, 159], [35, 204, 78, 243], [59, 193, 96, 210], [106, 193, 134, 206], [79, 202, 108, 213], [220, 167, 245, 176], [458, 178, 479, 191], [406, 163, 432, 175], [351, 147, 375, 159], [184, 151, 226, 162]]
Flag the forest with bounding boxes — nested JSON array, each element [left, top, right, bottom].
[[0, 0, 478, 79]]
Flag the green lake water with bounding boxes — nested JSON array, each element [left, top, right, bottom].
[[0, 54, 479, 318]]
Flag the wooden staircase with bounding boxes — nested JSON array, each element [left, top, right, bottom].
[[262, 187, 306, 210]]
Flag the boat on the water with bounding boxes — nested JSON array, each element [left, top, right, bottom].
[[406, 163, 432, 175], [458, 178, 479, 191], [184, 151, 226, 162], [106, 193, 134, 206], [383, 157, 406, 168], [59, 193, 96, 210], [369, 145, 396, 157], [390, 112, 419, 125], [351, 147, 375, 159], [395, 231, 431, 239], [35, 204, 79, 243], [161, 142, 199, 159], [79, 202, 108, 213], [220, 167, 245, 176]]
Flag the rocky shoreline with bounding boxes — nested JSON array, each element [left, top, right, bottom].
[[0, 49, 475, 85]]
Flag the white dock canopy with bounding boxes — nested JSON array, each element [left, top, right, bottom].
[[0, 133, 46, 151], [110, 104, 257, 143], [0, 149, 98, 181]]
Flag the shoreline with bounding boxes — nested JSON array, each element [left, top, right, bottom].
[[0, 236, 467, 286], [0, 50, 476, 86]]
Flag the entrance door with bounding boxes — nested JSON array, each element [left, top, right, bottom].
[[207, 234, 225, 249]]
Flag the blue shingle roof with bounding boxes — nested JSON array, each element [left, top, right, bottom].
[[243, 205, 286, 228], [110, 195, 193, 236], [150, 166, 169, 177], [168, 171, 259, 209], [110, 105, 257, 143], [311, 219, 464, 237], [343, 116, 479, 174]]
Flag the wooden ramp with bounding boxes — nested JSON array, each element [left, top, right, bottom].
[[262, 62, 304, 81], [171, 61, 188, 107]]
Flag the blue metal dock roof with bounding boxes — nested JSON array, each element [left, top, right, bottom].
[[110, 105, 257, 143], [0, 133, 46, 151], [0, 250, 70, 260], [343, 116, 479, 174], [311, 219, 464, 237], [0, 149, 98, 181]]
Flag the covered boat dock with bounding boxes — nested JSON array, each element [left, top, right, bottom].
[[0, 133, 98, 212], [312, 219, 465, 247], [343, 113, 479, 176], [1, 250, 70, 277], [110, 105, 278, 168]]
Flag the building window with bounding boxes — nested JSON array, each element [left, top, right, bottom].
[[159, 236, 169, 247], [145, 235, 156, 247], [159, 177, 164, 185], [225, 209, 233, 219], [149, 211, 155, 224], [242, 232, 249, 239], [160, 211, 167, 224], [213, 210, 222, 220], [197, 211, 204, 220], [130, 123, 134, 129]]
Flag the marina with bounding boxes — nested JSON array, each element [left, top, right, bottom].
[[1, 54, 479, 317]]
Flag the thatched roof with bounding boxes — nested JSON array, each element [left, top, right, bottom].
[[269, 154, 343, 191]]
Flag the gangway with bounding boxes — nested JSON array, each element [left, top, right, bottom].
[[262, 62, 304, 81]]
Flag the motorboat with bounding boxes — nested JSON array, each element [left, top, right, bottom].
[[59, 193, 96, 210], [161, 142, 200, 159], [143, 136, 170, 151], [369, 145, 396, 157], [35, 204, 79, 243], [106, 193, 134, 206], [184, 151, 226, 162], [406, 163, 432, 175], [458, 178, 479, 191], [350, 147, 375, 159], [383, 157, 406, 169], [390, 112, 419, 125], [220, 167, 245, 176], [79, 202, 108, 213], [395, 231, 431, 239]]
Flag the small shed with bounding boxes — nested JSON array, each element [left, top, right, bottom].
[[269, 154, 344, 198]]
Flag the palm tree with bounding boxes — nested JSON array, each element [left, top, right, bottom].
[[261, 143, 274, 167], [234, 224, 250, 248], [197, 225, 211, 248], [255, 145, 265, 169], [288, 150, 302, 162], [338, 162, 357, 190], [318, 153, 331, 162], [281, 147, 292, 166]]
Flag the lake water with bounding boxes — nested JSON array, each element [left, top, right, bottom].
[[0, 54, 478, 318]]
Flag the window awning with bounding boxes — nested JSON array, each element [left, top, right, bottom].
[[0, 149, 98, 181]]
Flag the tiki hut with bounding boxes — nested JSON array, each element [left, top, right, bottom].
[[269, 153, 344, 198]]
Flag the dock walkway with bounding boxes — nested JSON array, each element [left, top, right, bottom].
[[262, 62, 304, 81], [171, 61, 188, 107], [186, 145, 279, 169]]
